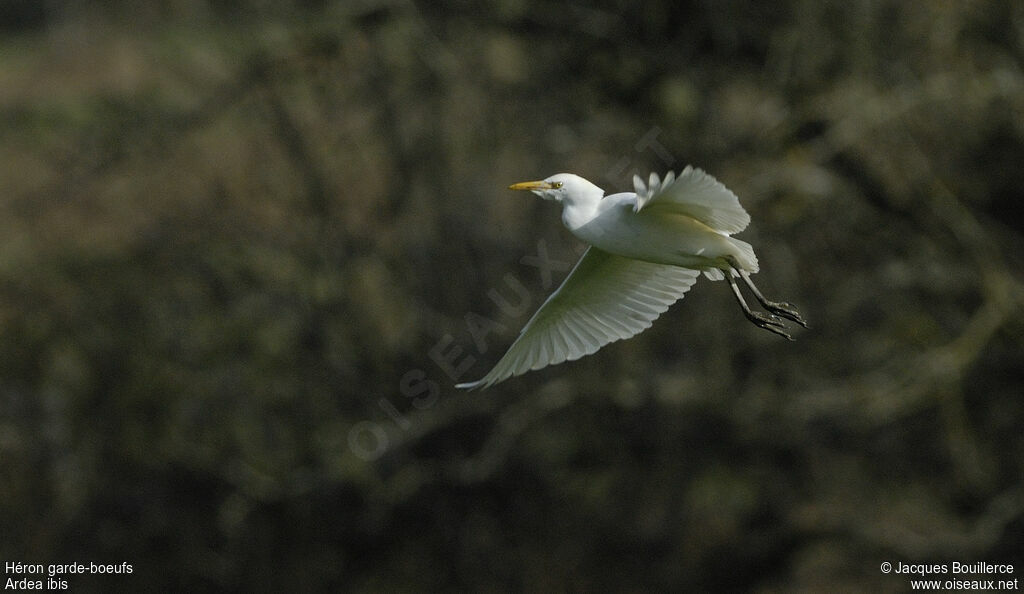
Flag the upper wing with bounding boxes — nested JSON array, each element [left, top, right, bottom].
[[456, 247, 699, 390], [633, 166, 750, 235]]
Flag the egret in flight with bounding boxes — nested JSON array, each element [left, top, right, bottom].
[[456, 166, 806, 390]]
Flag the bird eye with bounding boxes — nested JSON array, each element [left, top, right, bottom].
[[551, 182, 563, 189]]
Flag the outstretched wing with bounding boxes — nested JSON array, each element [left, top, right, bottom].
[[456, 247, 699, 390], [633, 165, 750, 235]]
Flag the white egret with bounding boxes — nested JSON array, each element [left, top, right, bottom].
[[456, 166, 806, 390]]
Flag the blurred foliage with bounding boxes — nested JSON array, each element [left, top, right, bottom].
[[1, 0, 1023, 591]]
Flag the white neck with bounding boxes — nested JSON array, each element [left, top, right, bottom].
[[560, 193, 602, 231]]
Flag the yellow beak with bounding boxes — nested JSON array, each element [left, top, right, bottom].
[[508, 180, 556, 191]]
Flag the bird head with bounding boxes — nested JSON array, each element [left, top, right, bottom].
[[508, 173, 603, 204]]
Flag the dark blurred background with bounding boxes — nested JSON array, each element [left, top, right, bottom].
[[2, 0, 1023, 591]]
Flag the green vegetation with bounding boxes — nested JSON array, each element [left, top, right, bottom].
[[1, 1, 1022, 590]]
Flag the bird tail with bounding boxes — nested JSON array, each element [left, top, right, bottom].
[[702, 237, 759, 280], [730, 237, 759, 273]]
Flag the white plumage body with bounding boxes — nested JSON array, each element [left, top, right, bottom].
[[565, 191, 758, 275]]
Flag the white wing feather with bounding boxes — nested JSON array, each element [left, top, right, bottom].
[[633, 165, 750, 234], [456, 247, 699, 390]]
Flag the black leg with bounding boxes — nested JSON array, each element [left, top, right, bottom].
[[725, 272, 793, 340], [737, 270, 808, 328]]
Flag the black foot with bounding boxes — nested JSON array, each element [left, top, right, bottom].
[[730, 265, 809, 331], [743, 309, 794, 340], [762, 300, 808, 328], [725, 267, 801, 340]]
